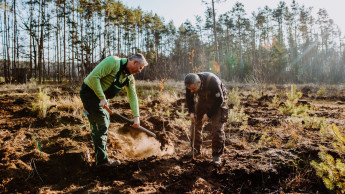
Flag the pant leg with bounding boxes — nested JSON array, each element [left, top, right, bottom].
[[210, 108, 225, 157], [88, 109, 110, 165], [80, 83, 110, 165]]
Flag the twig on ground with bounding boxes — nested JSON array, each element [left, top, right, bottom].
[[26, 158, 44, 183], [164, 180, 182, 188]]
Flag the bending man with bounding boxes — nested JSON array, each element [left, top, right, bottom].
[[80, 53, 148, 166], [185, 72, 228, 165]]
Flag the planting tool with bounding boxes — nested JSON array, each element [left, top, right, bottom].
[[104, 106, 157, 138], [192, 124, 195, 159]]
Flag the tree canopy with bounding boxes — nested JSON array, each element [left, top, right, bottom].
[[1, 0, 344, 84]]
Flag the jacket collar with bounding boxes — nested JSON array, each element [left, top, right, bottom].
[[120, 58, 130, 76]]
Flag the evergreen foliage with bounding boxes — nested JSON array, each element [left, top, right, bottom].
[[1, 1, 344, 83], [311, 125, 345, 192]]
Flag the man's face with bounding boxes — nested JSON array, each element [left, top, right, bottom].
[[128, 60, 146, 74], [187, 82, 201, 93]]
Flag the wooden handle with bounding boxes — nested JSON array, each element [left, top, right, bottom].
[[104, 106, 157, 138], [105, 106, 113, 114]]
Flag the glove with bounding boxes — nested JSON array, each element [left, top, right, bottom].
[[202, 114, 209, 124], [131, 116, 140, 128], [99, 99, 108, 108], [190, 113, 196, 123]]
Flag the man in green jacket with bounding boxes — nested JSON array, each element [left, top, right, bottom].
[[80, 53, 148, 166]]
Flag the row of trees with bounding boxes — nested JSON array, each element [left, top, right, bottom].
[[1, 0, 344, 84]]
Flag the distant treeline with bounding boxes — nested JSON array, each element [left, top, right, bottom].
[[1, 0, 344, 84]]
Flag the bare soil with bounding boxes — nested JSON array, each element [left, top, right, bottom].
[[1, 85, 343, 193]]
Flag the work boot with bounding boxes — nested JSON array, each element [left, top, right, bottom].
[[213, 156, 221, 165], [99, 159, 121, 167]]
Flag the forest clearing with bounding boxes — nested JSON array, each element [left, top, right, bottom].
[[2, 0, 345, 193], [1, 81, 344, 193]]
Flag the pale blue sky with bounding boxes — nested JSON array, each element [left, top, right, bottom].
[[121, 0, 345, 34]]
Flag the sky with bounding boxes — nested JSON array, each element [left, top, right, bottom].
[[121, 0, 345, 34]]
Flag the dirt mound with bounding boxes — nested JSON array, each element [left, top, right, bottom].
[[147, 116, 175, 132], [32, 112, 82, 128]]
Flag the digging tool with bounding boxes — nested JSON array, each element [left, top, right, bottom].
[[192, 122, 196, 159], [104, 106, 157, 138]]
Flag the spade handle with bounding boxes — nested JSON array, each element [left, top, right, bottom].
[[104, 106, 157, 138]]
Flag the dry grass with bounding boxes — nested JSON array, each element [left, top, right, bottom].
[[258, 132, 283, 148], [0, 81, 38, 93], [31, 88, 53, 118], [158, 91, 180, 104], [53, 95, 84, 116]]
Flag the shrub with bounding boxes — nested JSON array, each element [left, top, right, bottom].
[[302, 116, 326, 130], [228, 87, 241, 107], [287, 84, 303, 101], [227, 107, 248, 126], [270, 94, 281, 108], [317, 86, 327, 97], [311, 124, 345, 192], [248, 88, 261, 100], [174, 103, 190, 129], [279, 100, 309, 116], [31, 88, 51, 118]]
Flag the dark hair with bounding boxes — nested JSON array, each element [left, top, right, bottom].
[[184, 73, 200, 87]]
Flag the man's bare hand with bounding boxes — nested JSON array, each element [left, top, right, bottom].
[[190, 113, 196, 123], [99, 99, 108, 108], [202, 114, 209, 124]]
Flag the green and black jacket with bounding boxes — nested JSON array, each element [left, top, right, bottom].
[[84, 56, 139, 117]]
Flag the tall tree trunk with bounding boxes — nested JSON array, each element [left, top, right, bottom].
[[38, 0, 44, 84], [71, 0, 75, 80], [63, 3, 67, 81], [117, 24, 120, 55], [80, 10, 84, 79], [99, 16, 103, 59], [56, 2, 60, 83], [48, 31, 50, 80], [211, 0, 219, 63], [12, 0, 17, 82], [3, 0, 9, 82], [1, 8, 5, 82], [92, 16, 94, 65], [33, 36, 37, 80], [5, 0, 11, 83], [29, 0, 33, 80]]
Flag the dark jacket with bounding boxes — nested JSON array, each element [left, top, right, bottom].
[[186, 72, 227, 118]]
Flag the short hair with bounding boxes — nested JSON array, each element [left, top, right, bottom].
[[184, 73, 200, 87], [128, 53, 148, 66]]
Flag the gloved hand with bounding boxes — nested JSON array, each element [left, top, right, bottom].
[[202, 114, 209, 124], [190, 113, 196, 123], [99, 99, 108, 108], [131, 116, 140, 128]]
